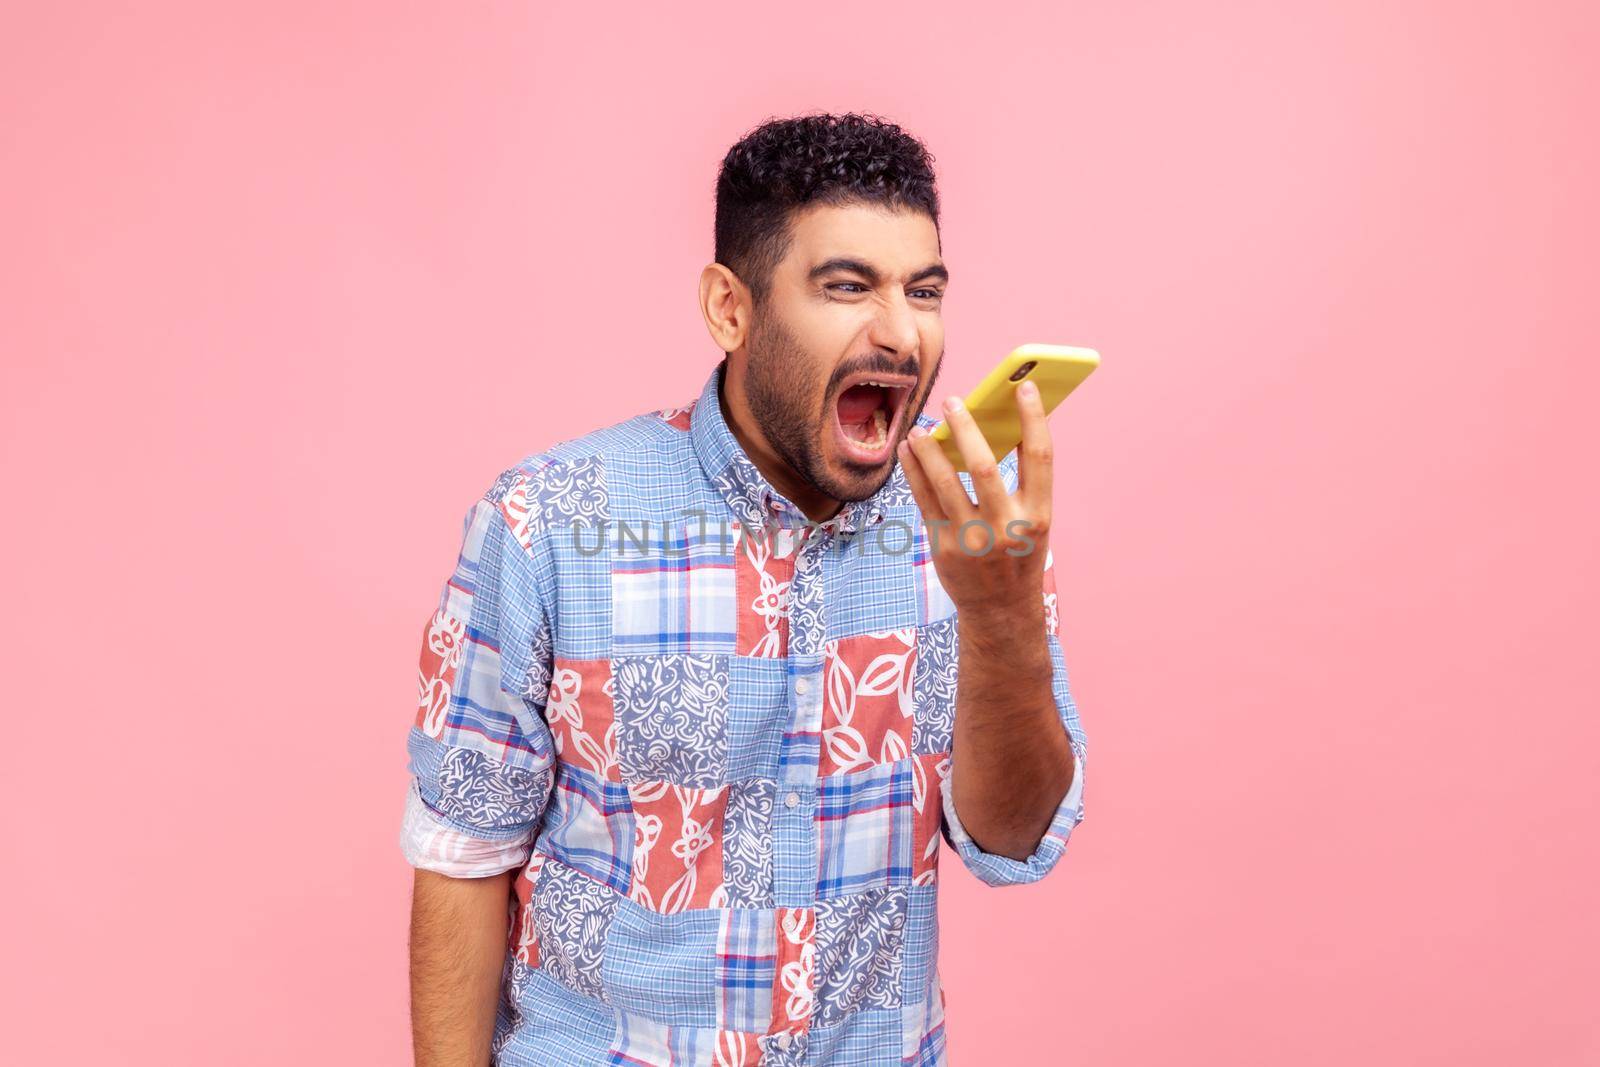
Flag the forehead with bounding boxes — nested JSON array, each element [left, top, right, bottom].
[[781, 201, 942, 277]]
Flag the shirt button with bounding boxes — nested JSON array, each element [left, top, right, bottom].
[[775, 1032, 793, 1050], [784, 792, 800, 810], [794, 676, 808, 695]]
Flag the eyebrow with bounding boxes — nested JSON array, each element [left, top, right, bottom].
[[807, 257, 950, 287]]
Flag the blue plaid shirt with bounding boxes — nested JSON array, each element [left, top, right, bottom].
[[401, 361, 1087, 1065]]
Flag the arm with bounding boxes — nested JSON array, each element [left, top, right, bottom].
[[951, 583, 1075, 858], [899, 381, 1080, 862], [411, 868, 514, 1067], [400, 475, 561, 1061]]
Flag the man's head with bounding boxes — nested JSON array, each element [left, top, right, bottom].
[[700, 113, 947, 517]]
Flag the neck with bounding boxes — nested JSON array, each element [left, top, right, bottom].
[[717, 358, 843, 524]]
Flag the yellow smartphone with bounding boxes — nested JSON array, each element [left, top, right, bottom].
[[930, 343, 1099, 471]]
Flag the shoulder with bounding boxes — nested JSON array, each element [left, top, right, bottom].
[[479, 399, 700, 545]]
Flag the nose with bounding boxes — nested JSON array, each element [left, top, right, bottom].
[[867, 290, 921, 360]]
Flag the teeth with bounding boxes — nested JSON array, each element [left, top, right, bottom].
[[866, 407, 887, 447]]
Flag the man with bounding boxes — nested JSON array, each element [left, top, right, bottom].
[[402, 112, 1087, 1066]]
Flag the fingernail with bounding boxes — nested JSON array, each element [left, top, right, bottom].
[[943, 395, 964, 414], [1018, 380, 1038, 398], [908, 424, 928, 439]]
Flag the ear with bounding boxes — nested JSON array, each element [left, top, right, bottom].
[[698, 262, 751, 354]]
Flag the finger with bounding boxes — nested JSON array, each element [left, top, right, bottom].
[[906, 424, 978, 524], [939, 395, 1008, 523], [895, 433, 948, 525], [1014, 379, 1054, 524]]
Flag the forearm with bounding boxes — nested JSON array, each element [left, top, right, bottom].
[[410, 868, 514, 1067], [950, 600, 1076, 859]]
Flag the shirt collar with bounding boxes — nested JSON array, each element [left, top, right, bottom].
[[688, 360, 903, 538]]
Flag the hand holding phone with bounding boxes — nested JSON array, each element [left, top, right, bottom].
[[929, 343, 1098, 471], [895, 348, 1090, 862]]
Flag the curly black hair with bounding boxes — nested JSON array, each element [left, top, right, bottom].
[[713, 112, 940, 306]]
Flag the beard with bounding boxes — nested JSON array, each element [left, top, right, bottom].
[[743, 301, 941, 504]]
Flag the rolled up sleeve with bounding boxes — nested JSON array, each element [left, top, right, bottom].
[[400, 471, 559, 878]]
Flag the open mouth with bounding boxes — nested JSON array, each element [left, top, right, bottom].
[[832, 373, 915, 465]]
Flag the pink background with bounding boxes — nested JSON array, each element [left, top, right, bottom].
[[5, 2, 1597, 1063]]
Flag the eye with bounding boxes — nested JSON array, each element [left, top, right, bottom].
[[911, 288, 944, 302], [827, 282, 867, 295]]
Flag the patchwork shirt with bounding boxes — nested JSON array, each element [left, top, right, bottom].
[[400, 360, 1088, 1065]]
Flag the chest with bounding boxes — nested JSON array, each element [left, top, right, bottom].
[[542, 513, 961, 783]]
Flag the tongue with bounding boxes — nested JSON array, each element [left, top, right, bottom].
[[837, 384, 885, 425]]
